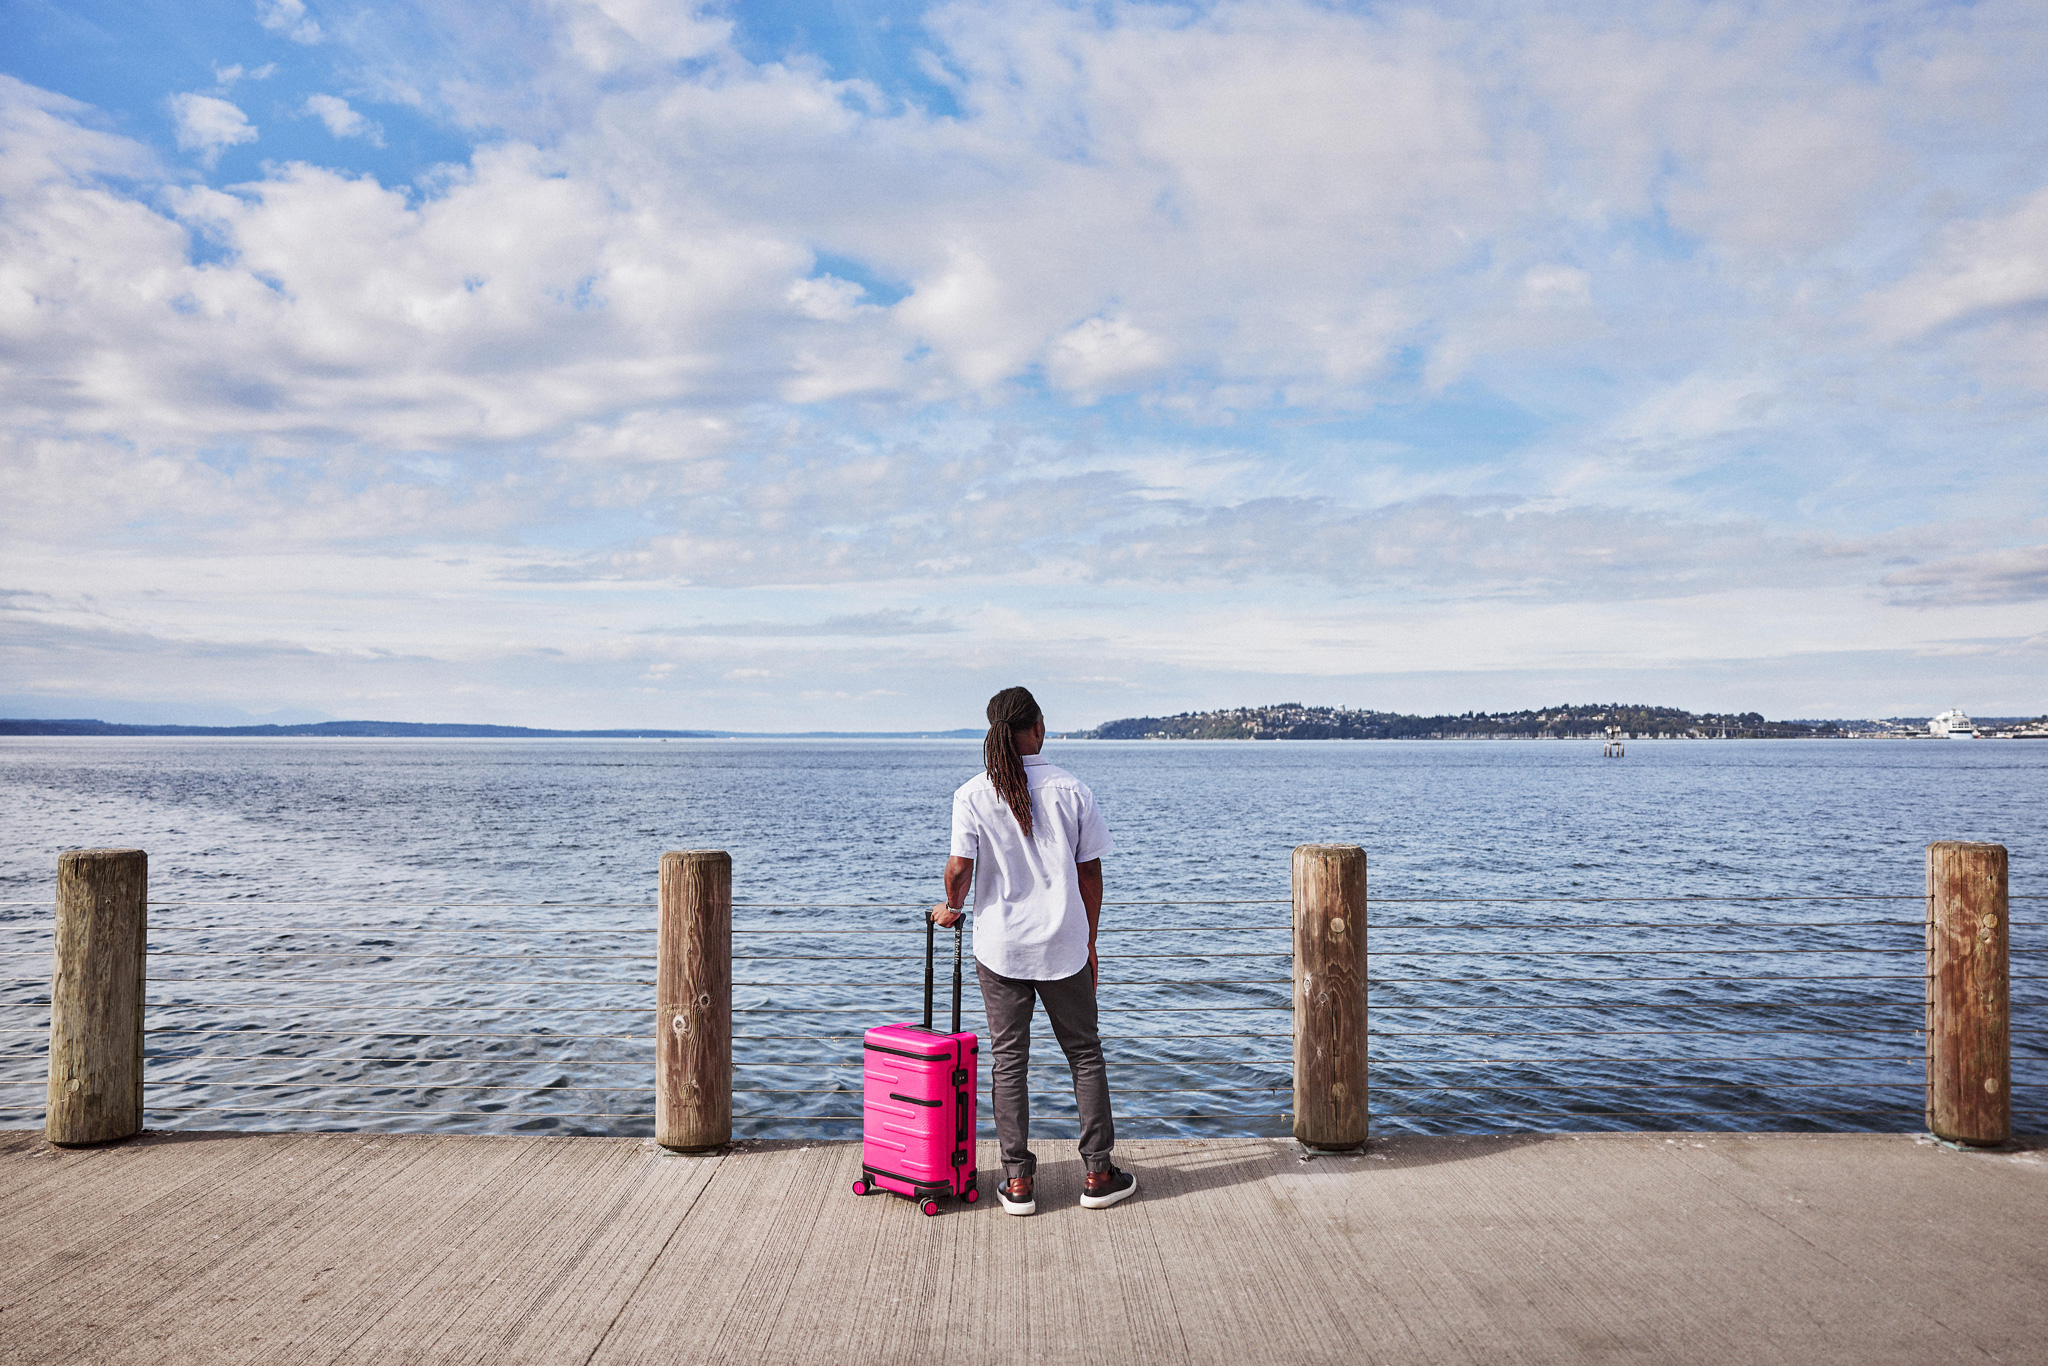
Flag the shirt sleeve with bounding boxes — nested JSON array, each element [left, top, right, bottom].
[[1073, 783, 1114, 862], [950, 789, 979, 859]]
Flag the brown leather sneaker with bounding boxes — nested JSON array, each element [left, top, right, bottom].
[[1080, 1164, 1137, 1209], [998, 1174, 1035, 1216]]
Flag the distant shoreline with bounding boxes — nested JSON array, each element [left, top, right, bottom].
[[3, 718, 2041, 742], [0, 719, 986, 740], [7, 701, 2043, 743]]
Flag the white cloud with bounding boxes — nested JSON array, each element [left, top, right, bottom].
[[0, 76, 157, 193], [9, 8, 2039, 460], [1863, 184, 2048, 393], [893, 244, 1038, 391], [256, 0, 322, 45], [30, 4, 2020, 440], [1521, 266, 1590, 309], [654, 610, 963, 637], [211, 63, 277, 87], [6, 2, 2048, 723], [553, 0, 728, 72], [304, 94, 383, 145], [785, 275, 869, 323], [1883, 542, 2048, 606], [1603, 373, 1780, 460], [1045, 315, 1166, 402], [166, 93, 257, 165], [1870, 186, 2048, 338]]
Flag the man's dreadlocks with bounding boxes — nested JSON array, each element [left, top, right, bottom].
[[983, 686, 1043, 838]]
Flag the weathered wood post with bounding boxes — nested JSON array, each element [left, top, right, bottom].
[[45, 849, 147, 1146], [1926, 841, 2009, 1145], [657, 849, 731, 1151], [1293, 843, 1366, 1150]]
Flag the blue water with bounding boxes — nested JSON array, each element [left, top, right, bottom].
[[1, 736, 2041, 1137]]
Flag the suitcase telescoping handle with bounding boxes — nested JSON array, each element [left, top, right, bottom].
[[922, 913, 964, 1035]]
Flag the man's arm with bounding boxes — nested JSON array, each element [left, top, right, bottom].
[[930, 856, 973, 926], [1078, 857, 1103, 986]]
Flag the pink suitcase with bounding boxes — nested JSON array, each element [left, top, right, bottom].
[[852, 919, 980, 1215]]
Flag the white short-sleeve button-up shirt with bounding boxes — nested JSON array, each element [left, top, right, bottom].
[[950, 754, 1114, 981]]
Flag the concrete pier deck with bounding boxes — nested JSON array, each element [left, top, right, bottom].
[[2, 1128, 2042, 1364]]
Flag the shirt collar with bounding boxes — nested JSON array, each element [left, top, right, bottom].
[[1020, 754, 1049, 766]]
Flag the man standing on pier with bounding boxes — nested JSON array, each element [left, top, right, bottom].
[[931, 686, 1136, 1215]]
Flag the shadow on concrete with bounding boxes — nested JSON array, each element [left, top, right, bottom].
[[1007, 1133, 1563, 1207], [1360, 1133, 1561, 1171]]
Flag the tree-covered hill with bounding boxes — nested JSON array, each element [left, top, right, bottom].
[[1073, 703, 1846, 740]]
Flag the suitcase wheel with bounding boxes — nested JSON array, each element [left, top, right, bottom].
[[852, 1179, 870, 1196], [921, 1199, 940, 1217], [964, 1186, 979, 1204]]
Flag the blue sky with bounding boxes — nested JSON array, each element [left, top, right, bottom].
[[1, 0, 2044, 729]]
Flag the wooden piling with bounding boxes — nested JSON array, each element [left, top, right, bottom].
[[658, 850, 731, 1151], [1293, 843, 1367, 1150], [45, 848, 147, 1147], [1925, 841, 2010, 1145]]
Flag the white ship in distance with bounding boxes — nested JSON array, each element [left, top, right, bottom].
[[1929, 709, 1976, 739]]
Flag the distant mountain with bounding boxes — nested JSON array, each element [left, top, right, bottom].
[[0, 719, 986, 739], [1072, 703, 1850, 740]]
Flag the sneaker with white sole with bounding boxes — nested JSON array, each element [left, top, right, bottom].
[[1079, 1165, 1137, 1209], [998, 1175, 1036, 1216]]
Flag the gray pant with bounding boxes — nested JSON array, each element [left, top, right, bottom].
[[976, 960, 1114, 1181]]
